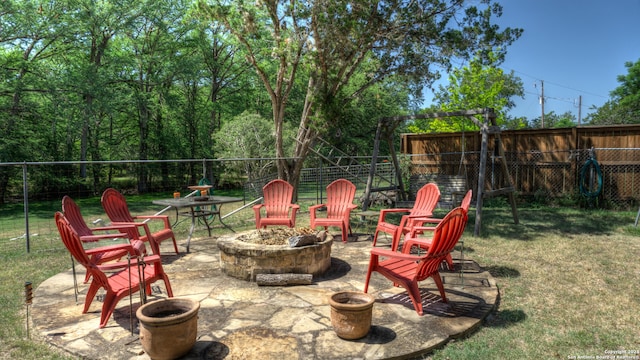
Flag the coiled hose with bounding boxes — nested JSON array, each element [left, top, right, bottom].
[[579, 157, 603, 198]]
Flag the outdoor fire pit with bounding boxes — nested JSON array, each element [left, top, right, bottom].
[[217, 228, 333, 281]]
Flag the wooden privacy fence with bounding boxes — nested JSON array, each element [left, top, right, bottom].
[[401, 124, 640, 208]]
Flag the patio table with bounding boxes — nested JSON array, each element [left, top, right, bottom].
[[152, 196, 242, 252]]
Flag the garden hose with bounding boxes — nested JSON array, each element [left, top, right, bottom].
[[579, 157, 603, 198]]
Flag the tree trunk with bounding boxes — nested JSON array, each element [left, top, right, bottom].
[[138, 95, 150, 193]]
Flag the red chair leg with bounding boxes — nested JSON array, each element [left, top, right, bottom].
[[431, 273, 448, 303]]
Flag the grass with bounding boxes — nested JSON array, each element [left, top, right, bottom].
[[1, 197, 640, 359], [428, 205, 640, 360]]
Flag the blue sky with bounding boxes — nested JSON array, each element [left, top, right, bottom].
[[426, 1, 640, 123]]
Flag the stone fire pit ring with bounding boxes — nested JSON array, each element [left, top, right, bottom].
[[217, 228, 333, 281]]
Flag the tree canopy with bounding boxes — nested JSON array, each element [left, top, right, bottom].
[[586, 58, 640, 125], [0, 0, 522, 199], [530, 111, 577, 129], [197, 0, 522, 191], [408, 52, 524, 133]]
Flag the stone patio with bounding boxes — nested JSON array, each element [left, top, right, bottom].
[[32, 233, 498, 360]]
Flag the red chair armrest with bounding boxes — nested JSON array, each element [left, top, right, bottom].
[[97, 254, 162, 271], [401, 238, 433, 254], [378, 208, 410, 222], [370, 247, 425, 261], [135, 215, 171, 227], [110, 221, 159, 252], [90, 224, 137, 232], [80, 232, 129, 243], [85, 243, 137, 257]]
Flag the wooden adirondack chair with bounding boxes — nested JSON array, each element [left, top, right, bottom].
[[62, 195, 146, 284], [372, 183, 440, 250], [253, 179, 300, 229], [402, 189, 472, 270], [101, 188, 179, 255], [309, 179, 357, 242], [364, 207, 468, 315], [55, 212, 174, 328]]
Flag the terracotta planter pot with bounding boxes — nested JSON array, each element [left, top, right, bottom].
[[329, 291, 375, 340], [136, 298, 200, 360]]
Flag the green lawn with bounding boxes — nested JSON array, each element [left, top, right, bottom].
[[1, 198, 639, 359]]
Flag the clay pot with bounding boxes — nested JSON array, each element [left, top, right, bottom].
[[136, 298, 200, 360], [329, 291, 375, 340]]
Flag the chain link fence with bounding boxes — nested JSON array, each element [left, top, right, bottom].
[[0, 157, 395, 255], [406, 147, 640, 208], [1, 148, 637, 255]]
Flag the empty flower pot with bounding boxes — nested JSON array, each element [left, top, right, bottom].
[[329, 291, 375, 340], [136, 298, 200, 360]]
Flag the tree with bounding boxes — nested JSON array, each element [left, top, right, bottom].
[[213, 111, 296, 180], [586, 58, 640, 125], [530, 111, 576, 129], [0, 0, 75, 200], [197, 0, 522, 196], [408, 52, 524, 133], [502, 115, 529, 130], [611, 59, 640, 121]]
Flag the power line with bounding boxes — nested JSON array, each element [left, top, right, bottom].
[[507, 68, 609, 99]]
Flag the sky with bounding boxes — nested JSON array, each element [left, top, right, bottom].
[[426, 0, 640, 124]]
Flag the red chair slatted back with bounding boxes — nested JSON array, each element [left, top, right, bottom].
[[415, 207, 468, 281], [61, 196, 93, 238], [101, 188, 136, 223], [325, 179, 356, 219], [410, 183, 441, 218], [55, 212, 110, 287], [263, 179, 294, 218], [460, 189, 473, 212]]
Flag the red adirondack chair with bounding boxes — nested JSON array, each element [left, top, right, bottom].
[[309, 179, 357, 242], [372, 183, 440, 250], [364, 207, 468, 315], [62, 195, 146, 284], [402, 189, 472, 270], [253, 179, 300, 229], [101, 188, 179, 255], [55, 212, 174, 328]]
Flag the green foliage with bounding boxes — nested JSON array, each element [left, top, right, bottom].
[[398, 154, 412, 193], [529, 111, 577, 129], [503, 115, 530, 130], [409, 52, 524, 133], [329, 72, 413, 157], [213, 111, 295, 179], [199, 0, 522, 182], [611, 59, 640, 115], [0, 0, 522, 195], [586, 58, 640, 125]]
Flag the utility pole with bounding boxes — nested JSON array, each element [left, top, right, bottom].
[[540, 80, 545, 128], [577, 95, 582, 126]]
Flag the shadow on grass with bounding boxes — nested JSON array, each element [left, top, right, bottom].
[[475, 206, 633, 241], [485, 265, 521, 278], [484, 309, 527, 328]]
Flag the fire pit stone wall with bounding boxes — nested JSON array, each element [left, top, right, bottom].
[[217, 230, 333, 281]]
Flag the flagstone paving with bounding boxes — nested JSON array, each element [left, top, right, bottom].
[[32, 233, 498, 360]]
